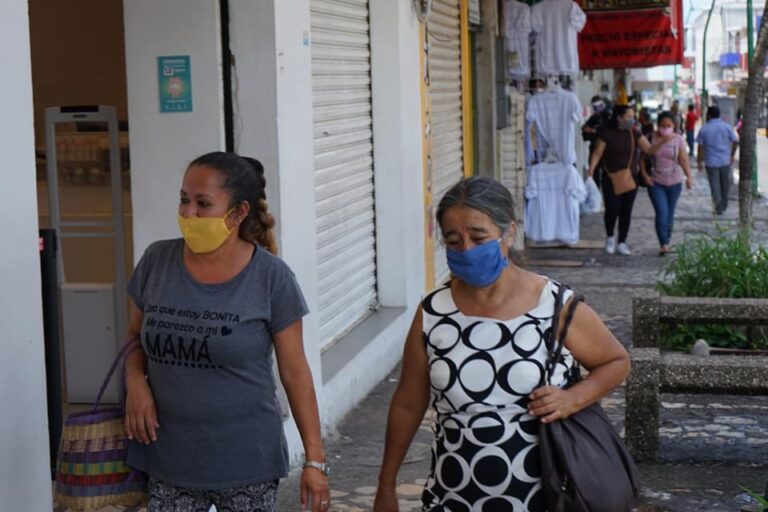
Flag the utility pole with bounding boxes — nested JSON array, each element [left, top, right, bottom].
[[701, 0, 717, 108]]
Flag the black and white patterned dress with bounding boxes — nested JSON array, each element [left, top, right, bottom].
[[421, 279, 574, 512]]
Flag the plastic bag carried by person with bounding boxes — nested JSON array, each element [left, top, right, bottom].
[[581, 176, 602, 214]]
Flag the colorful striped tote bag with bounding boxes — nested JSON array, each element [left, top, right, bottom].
[[54, 339, 147, 510]]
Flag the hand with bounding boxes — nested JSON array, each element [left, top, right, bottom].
[[644, 176, 654, 187], [528, 386, 579, 423], [373, 486, 399, 512], [686, 179, 693, 190], [125, 376, 159, 444], [697, 161, 704, 172], [301, 467, 330, 511]]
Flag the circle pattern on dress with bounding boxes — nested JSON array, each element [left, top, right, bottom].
[[420, 281, 574, 511]]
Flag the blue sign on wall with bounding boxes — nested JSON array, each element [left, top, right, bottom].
[[719, 52, 740, 68], [158, 56, 193, 113]]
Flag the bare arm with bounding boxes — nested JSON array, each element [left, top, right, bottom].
[[124, 300, 158, 444], [275, 320, 324, 461], [639, 154, 652, 186], [587, 139, 606, 177], [678, 144, 692, 185], [375, 310, 430, 508], [125, 301, 145, 381], [274, 320, 329, 512], [697, 144, 705, 170], [528, 300, 630, 422]]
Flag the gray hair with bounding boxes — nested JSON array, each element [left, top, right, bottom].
[[436, 176, 517, 236]]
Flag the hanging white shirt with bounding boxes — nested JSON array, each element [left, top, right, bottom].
[[526, 87, 582, 166], [524, 163, 587, 245], [531, 0, 587, 76], [503, 0, 532, 78]]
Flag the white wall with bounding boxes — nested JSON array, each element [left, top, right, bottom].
[[228, 1, 282, 238], [0, 1, 52, 509], [124, 0, 226, 259]]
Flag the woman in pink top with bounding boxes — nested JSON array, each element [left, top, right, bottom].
[[640, 111, 693, 256]]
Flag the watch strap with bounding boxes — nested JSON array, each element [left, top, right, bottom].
[[303, 460, 330, 476]]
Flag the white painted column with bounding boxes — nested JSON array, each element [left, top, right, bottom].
[[123, 0, 226, 258], [0, 1, 52, 509], [370, 0, 426, 306], [228, 0, 321, 459]]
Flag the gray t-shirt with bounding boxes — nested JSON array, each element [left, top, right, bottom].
[[126, 239, 308, 489]]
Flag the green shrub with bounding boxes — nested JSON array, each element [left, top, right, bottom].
[[657, 231, 768, 351]]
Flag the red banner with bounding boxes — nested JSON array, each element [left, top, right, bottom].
[[577, 0, 684, 70]]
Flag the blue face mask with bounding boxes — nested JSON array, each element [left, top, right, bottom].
[[446, 238, 509, 288]]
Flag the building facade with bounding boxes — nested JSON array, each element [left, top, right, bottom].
[[3, 0, 506, 508]]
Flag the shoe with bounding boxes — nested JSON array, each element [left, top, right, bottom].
[[605, 237, 616, 254], [617, 243, 632, 256], [659, 245, 670, 256]]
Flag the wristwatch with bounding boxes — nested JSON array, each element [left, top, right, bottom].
[[303, 460, 331, 476]]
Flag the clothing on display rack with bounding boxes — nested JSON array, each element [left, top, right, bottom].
[[526, 86, 582, 166], [531, 0, 587, 76], [525, 163, 587, 245], [524, 94, 535, 167], [503, 0, 533, 78]]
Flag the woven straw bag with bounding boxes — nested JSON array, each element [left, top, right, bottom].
[[54, 339, 147, 510]]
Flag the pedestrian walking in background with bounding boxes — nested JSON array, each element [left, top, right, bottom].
[[639, 112, 693, 256], [582, 95, 610, 186], [373, 177, 630, 512], [696, 106, 739, 215], [587, 105, 672, 256], [684, 104, 698, 156], [670, 100, 684, 135], [124, 152, 330, 512], [638, 107, 655, 139]]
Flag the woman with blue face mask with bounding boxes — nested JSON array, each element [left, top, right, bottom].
[[374, 177, 630, 512]]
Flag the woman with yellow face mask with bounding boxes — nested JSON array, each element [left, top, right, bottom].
[[123, 152, 330, 512]]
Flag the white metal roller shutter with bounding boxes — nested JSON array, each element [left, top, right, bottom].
[[311, 0, 377, 347], [499, 92, 527, 249], [428, 0, 464, 285]]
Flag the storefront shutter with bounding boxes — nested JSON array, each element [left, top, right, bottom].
[[428, 0, 465, 285], [499, 92, 527, 226], [311, 0, 377, 347]]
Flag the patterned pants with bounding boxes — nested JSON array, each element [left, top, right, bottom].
[[148, 477, 279, 512]]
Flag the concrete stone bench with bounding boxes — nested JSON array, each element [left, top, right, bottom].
[[626, 296, 768, 461]]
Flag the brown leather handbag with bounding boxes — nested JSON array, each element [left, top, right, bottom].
[[538, 285, 639, 512], [606, 130, 638, 195]]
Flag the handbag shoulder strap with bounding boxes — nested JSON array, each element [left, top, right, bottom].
[[91, 337, 142, 412], [546, 285, 586, 385]]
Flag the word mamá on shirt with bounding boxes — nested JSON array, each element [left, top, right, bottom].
[[144, 331, 221, 368]]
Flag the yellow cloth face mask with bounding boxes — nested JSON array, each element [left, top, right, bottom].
[[178, 208, 235, 253]]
